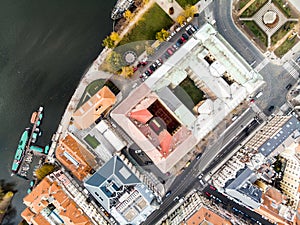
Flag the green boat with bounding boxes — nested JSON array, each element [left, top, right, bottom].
[[11, 129, 29, 172]]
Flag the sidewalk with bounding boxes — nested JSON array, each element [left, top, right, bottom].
[[155, 0, 184, 21]]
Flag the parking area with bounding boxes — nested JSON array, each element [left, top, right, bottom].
[[135, 22, 199, 82]]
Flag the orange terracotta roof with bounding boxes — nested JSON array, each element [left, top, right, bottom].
[[60, 201, 93, 225], [55, 134, 92, 181], [22, 177, 93, 225], [158, 129, 172, 158], [257, 187, 292, 225], [129, 109, 153, 124], [73, 86, 116, 129], [185, 206, 232, 225], [21, 208, 35, 223], [31, 213, 51, 225], [264, 186, 286, 205]]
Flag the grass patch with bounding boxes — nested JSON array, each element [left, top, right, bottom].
[[238, 0, 251, 10], [244, 21, 267, 46], [119, 3, 173, 45], [241, 0, 267, 17], [84, 134, 100, 149], [274, 37, 297, 57], [176, 0, 199, 8], [271, 22, 296, 45], [173, 77, 204, 111], [76, 79, 120, 109], [272, 0, 291, 18]]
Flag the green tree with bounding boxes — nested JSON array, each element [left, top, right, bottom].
[[102, 36, 115, 48], [155, 29, 170, 42], [35, 164, 55, 180]]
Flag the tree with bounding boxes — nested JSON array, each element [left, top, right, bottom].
[[110, 32, 120, 42], [145, 45, 155, 55], [123, 10, 134, 21], [176, 15, 186, 25], [120, 66, 134, 78], [102, 36, 115, 48], [35, 164, 55, 180], [184, 5, 198, 18], [155, 29, 170, 42], [106, 51, 123, 72]]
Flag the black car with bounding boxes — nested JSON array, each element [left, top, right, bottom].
[[182, 33, 189, 40], [177, 38, 183, 45], [286, 83, 292, 90], [149, 65, 156, 71], [145, 70, 151, 76], [268, 105, 275, 112], [186, 29, 193, 36]]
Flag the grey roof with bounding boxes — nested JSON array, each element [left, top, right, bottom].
[[84, 156, 141, 212], [156, 86, 182, 111], [226, 168, 262, 207], [259, 117, 300, 156]]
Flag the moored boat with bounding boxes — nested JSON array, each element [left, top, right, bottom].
[[111, 0, 134, 20], [11, 129, 29, 173]]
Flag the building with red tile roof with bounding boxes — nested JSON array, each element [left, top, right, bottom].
[[255, 186, 295, 225], [111, 83, 198, 173], [72, 86, 116, 129], [183, 206, 231, 225], [55, 133, 97, 181], [22, 176, 92, 225]]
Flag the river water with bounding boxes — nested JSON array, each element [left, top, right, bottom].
[[0, 1, 114, 224]]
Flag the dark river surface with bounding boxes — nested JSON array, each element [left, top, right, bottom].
[[0, 1, 114, 224]]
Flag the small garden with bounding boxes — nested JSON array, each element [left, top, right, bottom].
[[119, 4, 173, 45], [272, 0, 292, 18], [84, 134, 100, 149], [271, 21, 296, 45], [241, 0, 268, 17], [173, 77, 204, 111], [244, 21, 268, 46], [274, 36, 298, 57]]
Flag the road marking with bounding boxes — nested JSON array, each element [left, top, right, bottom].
[[254, 58, 269, 72], [283, 62, 299, 79]]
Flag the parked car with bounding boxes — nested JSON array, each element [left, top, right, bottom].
[[149, 65, 156, 71], [268, 105, 275, 112], [182, 33, 189, 41], [156, 59, 162, 66], [286, 83, 292, 90], [165, 191, 172, 197], [167, 48, 174, 55], [145, 70, 151, 76]]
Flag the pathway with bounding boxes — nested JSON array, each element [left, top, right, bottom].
[[154, 0, 184, 21], [237, 0, 256, 17]]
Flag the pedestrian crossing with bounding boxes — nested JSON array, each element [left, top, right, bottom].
[[283, 62, 299, 79], [254, 58, 269, 72]]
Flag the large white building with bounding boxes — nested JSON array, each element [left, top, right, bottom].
[[111, 23, 265, 173]]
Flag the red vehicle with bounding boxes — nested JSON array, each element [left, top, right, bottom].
[[205, 192, 211, 197], [210, 185, 216, 191], [167, 48, 174, 55]]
